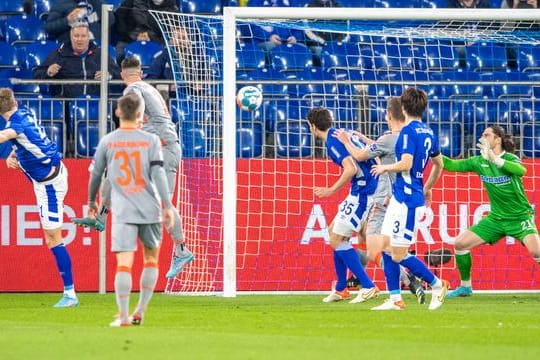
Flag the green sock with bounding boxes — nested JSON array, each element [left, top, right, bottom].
[[455, 251, 472, 282]]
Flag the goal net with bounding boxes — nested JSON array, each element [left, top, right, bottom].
[[151, 8, 540, 296]]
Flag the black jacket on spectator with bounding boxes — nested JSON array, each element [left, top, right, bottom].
[[115, 0, 178, 44], [33, 41, 120, 98], [45, 0, 115, 42]]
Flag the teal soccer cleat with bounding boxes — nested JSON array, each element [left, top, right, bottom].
[[446, 285, 473, 298], [166, 250, 195, 278], [71, 217, 105, 232], [53, 294, 79, 308]]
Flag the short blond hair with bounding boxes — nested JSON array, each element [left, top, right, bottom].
[[0, 88, 16, 114]]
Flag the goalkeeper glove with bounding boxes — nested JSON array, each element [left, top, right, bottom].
[[476, 138, 504, 168]]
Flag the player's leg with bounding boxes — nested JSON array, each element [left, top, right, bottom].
[[523, 233, 540, 266], [35, 164, 78, 307], [322, 226, 351, 302], [511, 214, 540, 267], [163, 143, 194, 278], [110, 223, 138, 327], [131, 223, 163, 325]]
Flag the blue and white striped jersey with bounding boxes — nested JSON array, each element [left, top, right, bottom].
[[393, 120, 440, 207], [326, 128, 378, 197], [3, 107, 61, 181]]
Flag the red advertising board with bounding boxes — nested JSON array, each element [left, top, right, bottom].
[[1, 159, 539, 292]]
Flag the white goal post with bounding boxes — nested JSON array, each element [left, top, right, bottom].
[[151, 8, 540, 298]]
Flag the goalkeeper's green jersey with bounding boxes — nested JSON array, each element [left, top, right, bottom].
[[442, 152, 532, 219]]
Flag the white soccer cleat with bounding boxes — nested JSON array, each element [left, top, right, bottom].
[[349, 286, 380, 304], [322, 289, 350, 303], [429, 280, 450, 310], [109, 318, 132, 327], [371, 299, 406, 311]]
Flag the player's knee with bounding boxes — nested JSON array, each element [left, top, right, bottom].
[[391, 253, 406, 263]]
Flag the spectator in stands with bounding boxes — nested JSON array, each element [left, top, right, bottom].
[[303, 0, 349, 67], [146, 27, 209, 98], [501, 0, 538, 68], [45, 0, 115, 42], [247, 0, 303, 64], [501, 0, 537, 8], [33, 22, 120, 98], [445, 0, 490, 7], [114, 0, 179, 63]]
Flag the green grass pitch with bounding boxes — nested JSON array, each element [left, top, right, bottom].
[[1, 293, 539, 359]]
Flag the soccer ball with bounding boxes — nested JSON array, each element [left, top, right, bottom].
[[236, 86, 263, 112]]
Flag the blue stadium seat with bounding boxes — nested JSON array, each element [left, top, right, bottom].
[[243, 68, 289, 97], [517, 44, 540, 72], [324, 98, 358, 130], [236, 42, 266, 74], [23, 40, 59, 71], [480, 71, 531, 99], [34, 0, 52, 20], [104, 0, 124, 10], [76, 121, 99, 157], [181, 0, 223, 14], [0, 1, 24, 15], [8, 68, 42, 95], [124, 40, 163, 68], [23, 96, 64, 122], [42, 121, 64, 156], [430, 122, 462, 158], [0, 41, 19, 69], [372, 43, 415, 73], [288, 68, 337, 99], [275, 121, 312, 158], [272, 43, 312, 72], [263, 99, 287, 132], [414, 42, 459, 72], [181, 125, 207, 158], [465, 43, 508, 72], [4, 15, 46, 47], [237, 121, 263, 158], [522, 122, 540, 158], [169, 99, 191, 124]]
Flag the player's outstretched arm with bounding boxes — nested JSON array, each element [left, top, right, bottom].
[[424, 154, 444, 207], [332, 129, 371, 162], [0, 129, 16, 144], [371, 153, 413, 177], [314, 156, 356, 198]]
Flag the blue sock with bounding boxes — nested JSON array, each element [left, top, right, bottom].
[[50, 243, 74, 289], [399, 254, 435, 285], [338, 248, 374, 289], [333, 250, 348, 291], [382, 252, 401, 295]]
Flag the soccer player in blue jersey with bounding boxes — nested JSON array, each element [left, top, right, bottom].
[[0, 88, 78, 307], [307, 107, 380, 304], [370, 88, 448, 310]]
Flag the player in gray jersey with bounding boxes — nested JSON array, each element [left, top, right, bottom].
[[73, 57, 194, 278], [334, 97, 426, 304], [87, 93, 176, 327]]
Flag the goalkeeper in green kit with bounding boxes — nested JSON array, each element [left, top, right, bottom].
[[424, 125, 540, 297]]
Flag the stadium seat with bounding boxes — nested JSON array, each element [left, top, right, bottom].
[[324, 98, 359, 130], [0, 1, 24, 15], [522, 122, 540, 158], [76, 121, 99, 158], [23, 40, 59, 72], [480, 71, 531, 99], [41, 121, 64, 156], [236, 42, 266, 74], [0, 41, 19, 69], [272, 43, 312, 72], [181, 0, 223, 14], [465, 43, 508, 72], [275, 120, 312, 158], [124, 40, 163, 68], [430, 122, 462, 158], [289, 68, 337, 100], [4, 15, 46, 47], [181, 125, 207, 158], [237, 121, 263, 158], [243, 68, 289, 97], [23, 96, 64, 122], [414, 42, 459, 72], [517, 44, 540, 72], [262, 99, 287, 132], [6, 68, 42, 95], [34, 0, 52, 20], [372, 43, 415, 73]]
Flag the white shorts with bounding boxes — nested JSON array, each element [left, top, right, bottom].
[[332, 194, 372, 238], [32, 163, 68, 230], [381, 196, 426, 247]]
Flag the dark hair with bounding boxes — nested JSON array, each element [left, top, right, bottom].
[[401, 87, 428, 119], [306, 107, 332, 131], [121, 56, 141, 70], [387, 96, 404, 122], [117, 93, 140, 121], [489, 125, 516, 153]]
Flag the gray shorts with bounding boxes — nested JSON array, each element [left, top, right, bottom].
[[365, 199, 387, 235], [111, 223, 163, 252]]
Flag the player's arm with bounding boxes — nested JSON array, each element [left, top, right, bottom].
[[333, 129, 372, 162], [0, 128, 17, 144], [314, 156, 357, 198], [424, 153, 444, 207], [441, 155, 474, 172], [371, 153, 412, 176], [498, 158, 526, 177]]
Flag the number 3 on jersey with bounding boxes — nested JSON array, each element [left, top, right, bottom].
[[114, 150, 146, 187]]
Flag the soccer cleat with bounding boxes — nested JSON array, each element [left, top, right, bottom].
[[110, 318, 132, 327], [322, 289, 350, 303], [446, 285, 473, 298], [408, 274, 426, 304], [130, 312, 143, 326], [349, 286, 380, 304], [371, 299, 406, 311], [428, 280, 450, 310], [71, 217, 105, 232], [53, 294, 79, 308], [165, 250, 195, 278]]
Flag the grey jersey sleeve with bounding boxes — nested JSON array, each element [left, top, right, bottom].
[[365, 133, 395, 160]]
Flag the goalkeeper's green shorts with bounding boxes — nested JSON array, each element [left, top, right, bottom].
[[470, 212, 538, 245]]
